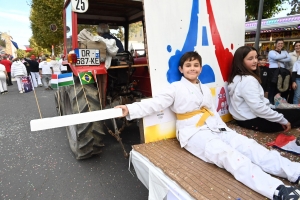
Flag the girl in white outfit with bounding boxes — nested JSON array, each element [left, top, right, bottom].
[[0, 63, 8, 94], [11, 58, 27, 93], [228, 46, 300, 133], [51, 56, 61, 75], [116, 51, 300, 200]]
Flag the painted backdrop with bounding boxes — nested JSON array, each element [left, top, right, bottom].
[[143, 0, 245, 142]]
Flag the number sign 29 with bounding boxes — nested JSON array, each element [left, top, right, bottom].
[[71, 0, 89, 13]]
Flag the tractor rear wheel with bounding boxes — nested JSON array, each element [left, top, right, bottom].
[[57, 77, 105, 159]]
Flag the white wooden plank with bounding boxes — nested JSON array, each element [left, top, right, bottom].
[[30, 108, 123, 131]]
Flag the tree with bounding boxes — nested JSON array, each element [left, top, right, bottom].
[[129, 22, 143, 39], [113, 27, 124, 41], [77, 25, 98, 35], [16, 49, 26, 58], [287, 0, 300, 15], [28, 37, 51, 57], [29, 0, 64, 54], [245, 0, 288, 21], [0, 33, 6, 47]]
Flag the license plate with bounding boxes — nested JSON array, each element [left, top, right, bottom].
[[74, 49, 100, 65]]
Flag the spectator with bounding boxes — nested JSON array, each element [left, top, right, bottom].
[[22, 58, 31, 76], [11, 58, 27, 93], [292, 60, 300, 104], [0, 55, 13, 86], [24, 55, 42, 87], [258, 55, 268, 98], [287, 41, 300, 103], [45, 54, 51, 62], [267, 38, 291, 104], [51, 55, 61, 75], [0, 63, 8, 94], [39, 57, 53, 90], [97, 23, 124, 53], [59, 55, 68, 74]]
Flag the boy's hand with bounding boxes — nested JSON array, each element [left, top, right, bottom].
[[115, 105, 129, 117]]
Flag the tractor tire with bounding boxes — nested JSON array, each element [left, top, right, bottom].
[[57, 77, 105, 159]]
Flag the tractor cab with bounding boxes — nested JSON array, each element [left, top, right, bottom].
[[63, 0, 147, 67]]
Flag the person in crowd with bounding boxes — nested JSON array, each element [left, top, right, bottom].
[[97, 23, 124, 53], [115, 51, 300, 200], [58, 55, 68, 73], [267, 38, 291, 104], [258, 55, 268, 98], [292, 60, 300, 104], [0, 63, 8, 94], [288, 41, 300, 103], [11, 58, 27, 93], [24, 55, 42, 87], [22, 59, 31, 76], [0, 55, 13, 86], [39, 57, 53, 90], [228, 45, 300, 133], [50, 55, 61, 75], [45, 54, 51, 62]]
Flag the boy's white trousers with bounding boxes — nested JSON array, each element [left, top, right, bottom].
[[184, 128, 300, 199]]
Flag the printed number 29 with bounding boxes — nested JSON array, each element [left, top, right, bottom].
[[75, 0, 85, 11]]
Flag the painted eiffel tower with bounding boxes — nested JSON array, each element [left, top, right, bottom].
[[167, 0, 234, 87]]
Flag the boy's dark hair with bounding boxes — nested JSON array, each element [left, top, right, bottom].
[[275, 38, 284, 44], [228, 46, 261, 84], [258, 55, 266, 61], [179, 51, 202, 67]]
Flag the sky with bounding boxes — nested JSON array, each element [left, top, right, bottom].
[[0, 1, 293, 47], [0, 0, 32, 47]]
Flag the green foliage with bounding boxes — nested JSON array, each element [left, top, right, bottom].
[[287, 0, 300, 15], [29, 0, 64, 53], [78, 24, 98, 35], [16, 49, 26, 58], [245, 0, 287, 20], [0, 33, 6, 47], [129, 22, 143, 39], [28, 37, 51, 57]]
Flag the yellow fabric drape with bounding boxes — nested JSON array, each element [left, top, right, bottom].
[[176, 107, 214, 127]]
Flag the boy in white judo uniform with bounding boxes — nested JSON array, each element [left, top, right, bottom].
[[116, 51, 300, 199]]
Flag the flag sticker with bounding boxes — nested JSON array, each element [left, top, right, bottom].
[[51, 74, 58, 89], [79, 72, 95, 85], [51, 73, 74, 88]]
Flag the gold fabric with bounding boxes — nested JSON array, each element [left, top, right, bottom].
[[176, 107, 214, 127]]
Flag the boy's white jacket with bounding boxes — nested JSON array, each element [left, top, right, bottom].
[[228, 75, 288, 125], [126, 77, 227, 147], [11, 61, 27, 77]]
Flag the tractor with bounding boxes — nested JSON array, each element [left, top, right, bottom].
[[56, 0, 150, 159]]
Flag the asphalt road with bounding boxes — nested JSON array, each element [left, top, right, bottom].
[[0, 83, 148, 200]]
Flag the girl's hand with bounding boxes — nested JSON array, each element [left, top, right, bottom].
[[115, 105, 129, 117], [292, 82, 297, 90], [282, 122, 291, 133]]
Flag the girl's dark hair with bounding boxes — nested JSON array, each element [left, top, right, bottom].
[[179, 51, 202, 67], [294, 41, 300, 47], [228, 46, 261, 84]]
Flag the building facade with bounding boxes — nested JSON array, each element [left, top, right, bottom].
[[245, 14, 300, 56]]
